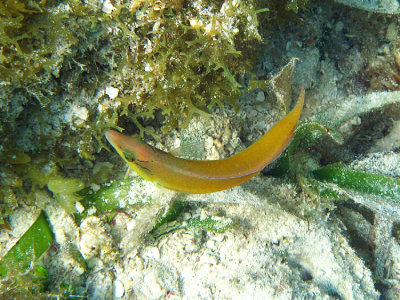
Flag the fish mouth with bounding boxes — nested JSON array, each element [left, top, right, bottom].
[[105, 130, 121, 146]]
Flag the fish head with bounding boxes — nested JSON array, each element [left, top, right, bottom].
[[105, 130, 154, 164]]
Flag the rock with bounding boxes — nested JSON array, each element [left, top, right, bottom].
[[335, 0, 400, 14]]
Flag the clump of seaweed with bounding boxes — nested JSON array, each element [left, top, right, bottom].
[[0, 0, 52, 85], [0, 211, 53, 298], [0, 0, 81, 101], [1, 0, 266, 158], [109, 0, 263, 135]]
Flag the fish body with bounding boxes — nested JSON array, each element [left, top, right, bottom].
[[106, 87, 304, 193]]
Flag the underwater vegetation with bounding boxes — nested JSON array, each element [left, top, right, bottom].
[[0, 211, 53, 298], [0, 0, 66, 94], [0, 0, 310, 156], [266, 88, 400, 216], [0, 0, 264, 155], [0, 212, 53, 279]]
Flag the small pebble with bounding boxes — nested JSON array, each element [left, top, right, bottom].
[[105, 86, 119, 99], [113, 279, 125, 298], [75, 201, 85, 214], [255, 91, 265, 103]]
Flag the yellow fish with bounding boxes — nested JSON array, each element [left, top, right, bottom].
[[106, 86, 304, 193]]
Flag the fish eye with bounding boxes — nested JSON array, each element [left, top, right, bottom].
[[122, 150, 136, 162]]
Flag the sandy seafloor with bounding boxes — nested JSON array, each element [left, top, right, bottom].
[[2, 0, 400, 299]]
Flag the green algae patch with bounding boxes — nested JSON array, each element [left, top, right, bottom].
[[80, 180, 133, 213], [152, 200, 187, 232], [79, 178, 152, 215], [312, 163, 400, 202], [152, 215, 232, 237], [0, 211, 53, 278], [186, 216, 232, 233], [152, 203, 232, 237]]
